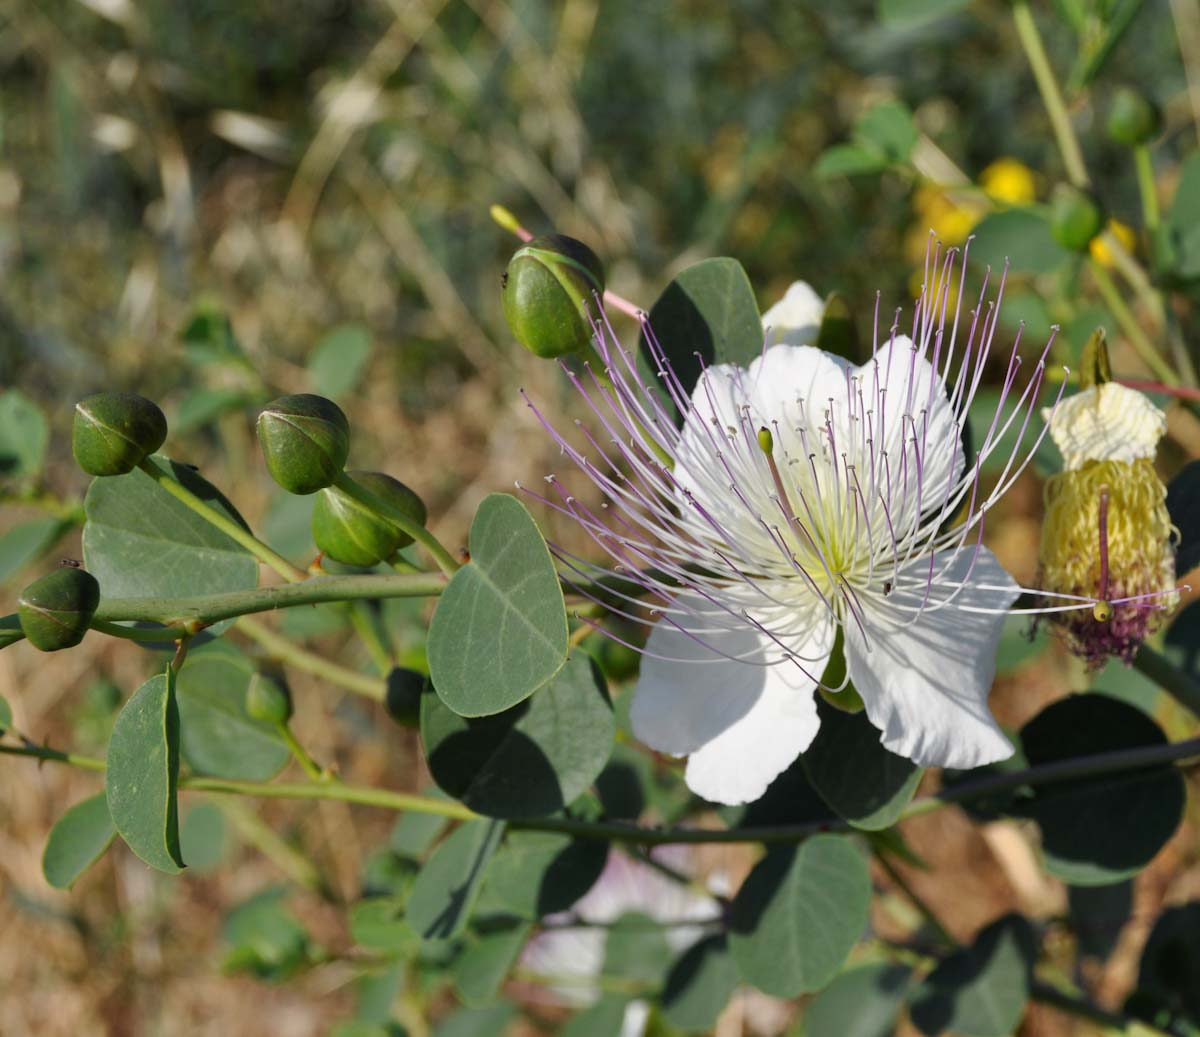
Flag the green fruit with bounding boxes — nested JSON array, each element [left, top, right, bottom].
[[18, 566, 101, 651], [312, 470, 427, 567], [257, 394, 350, 495], [1050, 184, 1104, 252], [384, 668, 426, 728], [245, 673, 292, 726], [73, 393, 167, 476], [1107, 87, 1161, 147], [502, 234, 606, 358]]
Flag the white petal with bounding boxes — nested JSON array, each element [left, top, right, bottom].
[[630, 591, 833, 805], [854, 334, 964, 521], [762, 281, 825, 347], [843, 547, 1019, 769], [1044, 382, 1166, 470]]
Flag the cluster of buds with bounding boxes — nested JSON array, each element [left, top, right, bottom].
[[1039, 334, 1180, 667]]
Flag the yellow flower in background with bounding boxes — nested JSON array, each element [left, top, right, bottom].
[[1089, 218, 1138, 267], [980, 157, 1037, 206]]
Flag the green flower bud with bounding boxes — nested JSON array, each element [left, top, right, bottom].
[[245, 672, 292, 726], [257, 394, 350, 495], [384, 668, 426, 728], [816, 629, 865, 714], [18, 565, 101, 652], [312, 470, 427, 567], [502, 234, 605, 358], [1107, 87, 1162, 147], [1050, 184, 1104, 252], [73, 393, 168, 477]]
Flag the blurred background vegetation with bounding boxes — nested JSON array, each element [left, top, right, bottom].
[[4, 0, 1200, 1034]]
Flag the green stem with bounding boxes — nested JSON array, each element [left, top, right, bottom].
[[1012, 0, 1090, 187], [1134, 145, 1161, 231], [347, 603, 394, 675], [333, 472, 460, 577], [1088, 260, 1179, 386], [137, 457, 306, 583], [82, 571, 444, 629], [1134, 645, 1200, 717], [236, 616, 387, 702], [90, 620, 185, 643], [276, 723, 328, 782], [0, 743, 106, 771], [213, 797, 328, 896], [876, 851, 958, 950]]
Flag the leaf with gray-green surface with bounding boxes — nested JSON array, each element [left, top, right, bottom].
[[42, 793, 118, 889], [660, 934, 739, 1032], [427, 493, 567, 717], [451, 918, 532, 1006], [83, 456, 258, 636], [175, 641, 290, 781], [434, 1001, 517, 1037], [0, 389, 48, 479], [406, 820, 505, 940], [484, 830, 607, 920], [804, 962, 914, 1037], [729, 834, 870, 997], [105, 671, 185, 874], [969, 209, 1071, 275], [308, 324, 372, 399], [909, 914, 1035, 1037], [0, 517, 68, 585], [560, 996, 631, 1037], [422, 652, 614, 818]]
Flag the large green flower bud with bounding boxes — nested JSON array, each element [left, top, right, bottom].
[[312, 470, 427, 567], [257, 394, 350, 495], [502, 234, 605, 358], [1107, 87, 1162, 147], [1050, 184, 1104, 252], [73, 393, 168, 476], [18, 565, 101, 651], [245, 672, 293, 726]]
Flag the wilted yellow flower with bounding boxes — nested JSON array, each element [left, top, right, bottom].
[[980, 157, 1037, 206], [1039, 379, 1179, 667], [1088, 218, 1138, 267]]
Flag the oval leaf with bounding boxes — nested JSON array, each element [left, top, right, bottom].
[[423, 652, 614, 818], [83, 456, 258, 636], [175, 641, 290, 781], [484, 831, 608, 920], [804, 962, 914, 1037], [406, 820, 505, 940], [451, 919, 532, 1006], [729, 834, 870, 997], [969, 209, 1071, 276], [661, 934, 740, 1033], [106, 671, 185, 874], [427, 494, 567, 717], [637, 257, 763, 410], [801, 695, 922, 830], [42, 793, 118, 889], [1015, 693, 1185, 885]]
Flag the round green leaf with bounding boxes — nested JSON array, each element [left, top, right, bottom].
[[0, 517, 67, 585], [801, 696, 922, 830], [451, 919, 532, 1006], [83, 456, 258, 636], [804, 962, 914, 1037], [308, 324, 372, 399], [604, 911, 672, 983], [661, 934, 739, 1033], [560, 996, 631, 1037], [422, 652, 615, 818], [390, 809, 449, 860], [909, 915, 1035, 1037], [175, 642, 290, 781], [1015, 693, 1185, 885], [729, 834, 870, 997], [435, 1002, 517, 1037], [484, 831, 607, 920], [406, 820, 504, 941], [427, 493, 567, 717], [179, 803, 228, 872], [42, 793, 117, 890], [350, 897, 417, 954], [637, 257, 763, 412], [106, 671, 185, 874], [0, 389, 48, 479], [969, 209, 1071, 275]]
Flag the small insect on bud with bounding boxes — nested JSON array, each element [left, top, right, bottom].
[[18, 566, 101, 651], [384, 668, 426, 728], [256, 394, 350, 495], [1106, 87, 1162, 147], [312, 470, 428, 567], [501, 234, 606, 358], [73, 392, 168, 477], [244, 673, 292, 726], [1050, 184, 1105, 252]]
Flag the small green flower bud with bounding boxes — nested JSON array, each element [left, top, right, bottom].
[[257, 394, 350, 495], [245, 673, 292, 726], [384, 668, 426, 728], [1050, 184, 1104, 252], [1106, 87, 1162, 147], [73, 393, 168, 476], [502, 234, 605, 358], [817, 629, 865, 714], [312, 470, 427, 567], [17, 565, 101, 652]]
